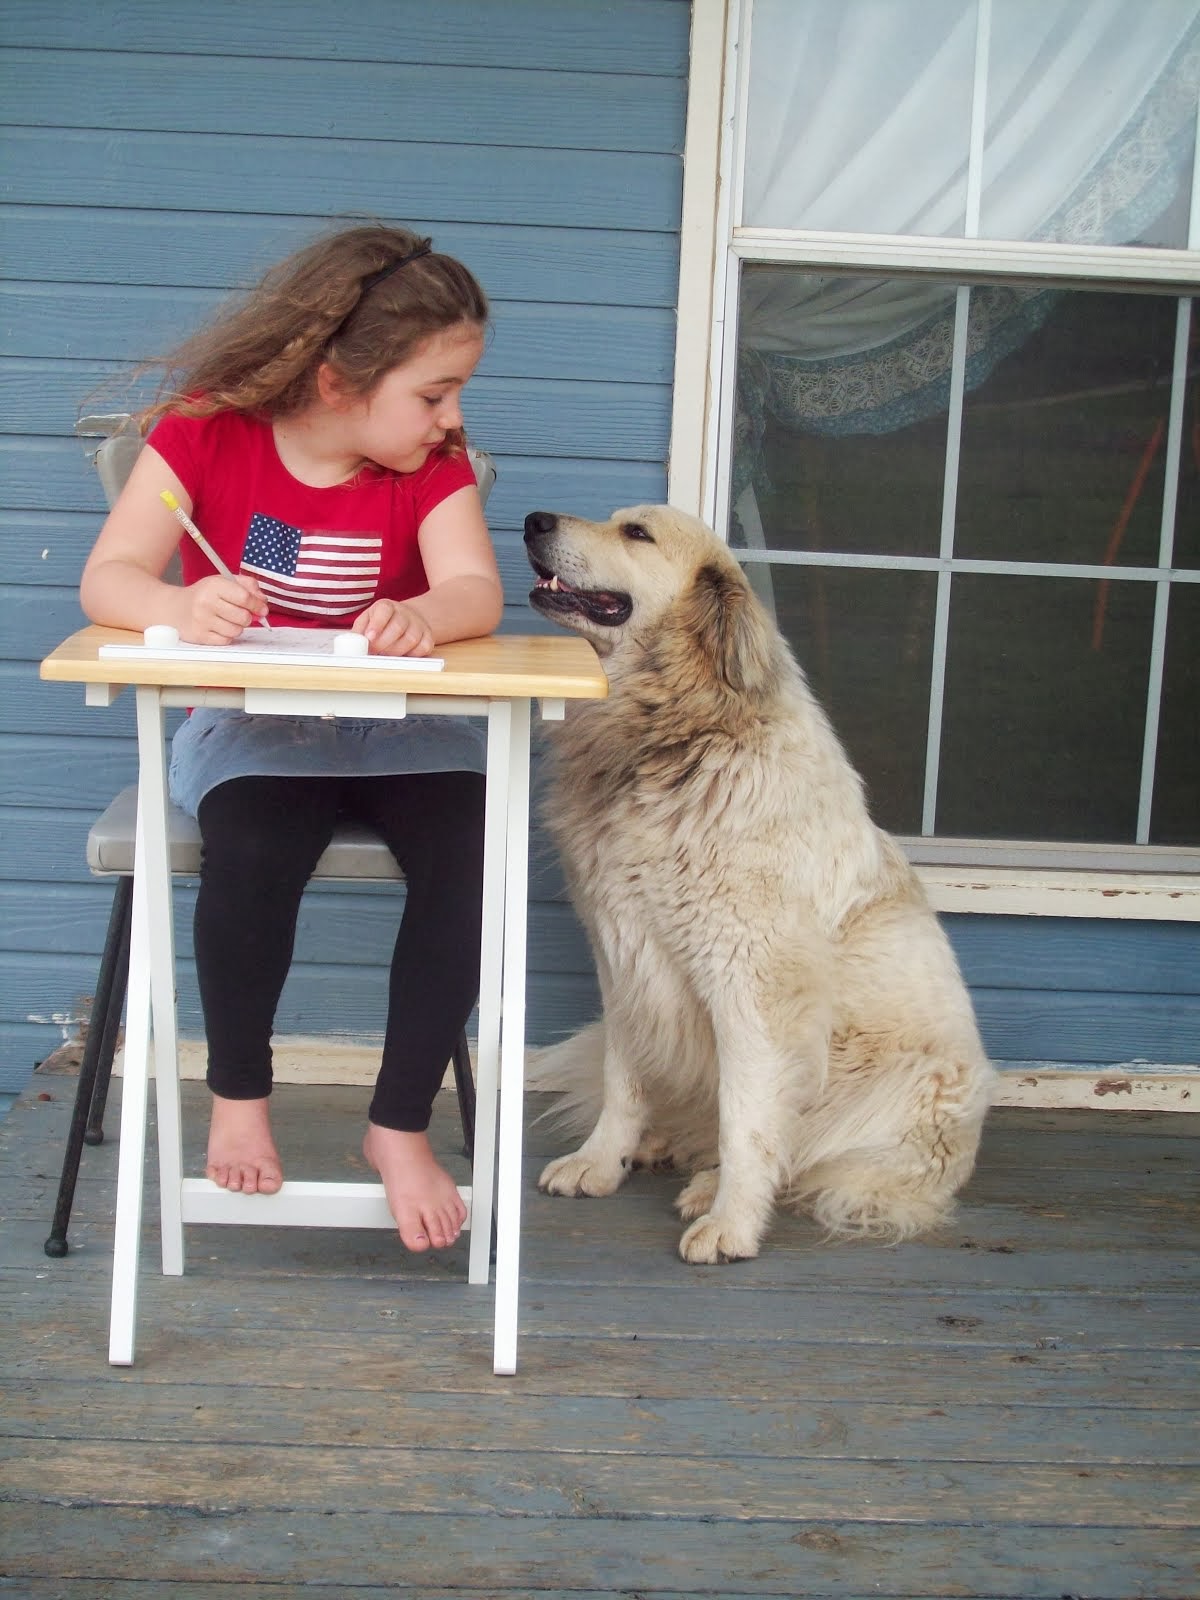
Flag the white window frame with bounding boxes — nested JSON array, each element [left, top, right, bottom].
[[670, 0, 1200, 920]]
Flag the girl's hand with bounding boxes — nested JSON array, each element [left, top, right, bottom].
[[178, 575, 270, 644], [354, 599, 435, 657]]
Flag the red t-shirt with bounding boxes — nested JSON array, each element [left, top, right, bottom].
[[148, 409, 478, 629]]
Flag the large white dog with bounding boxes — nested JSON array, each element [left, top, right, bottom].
[[524, 505, 995, 1264]]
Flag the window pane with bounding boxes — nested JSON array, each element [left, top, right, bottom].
[[957, 289, 1182, 567], [938, 575, 1155, 841], [1152, 583, 1200, 846], [742, 0, 1198, 247], [767, 564, 935, 834], [743, 0, 974, 234], [982, 2, 1198, 249], [733, 266, 954, 558]]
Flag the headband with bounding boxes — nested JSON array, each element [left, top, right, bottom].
[[358, 241, 433, 295], [327, 241, 434, 343]]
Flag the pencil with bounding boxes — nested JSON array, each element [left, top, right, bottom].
[[160, 491, 269, 628]]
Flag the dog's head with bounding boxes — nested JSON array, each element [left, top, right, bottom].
[[524, 505, 777, 693]]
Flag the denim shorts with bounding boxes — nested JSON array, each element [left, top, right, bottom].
[[168, 707, 488, 817]]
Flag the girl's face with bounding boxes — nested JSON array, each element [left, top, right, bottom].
[[339, 322, 485, 474]]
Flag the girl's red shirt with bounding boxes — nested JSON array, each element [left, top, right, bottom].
[[148, 409, 477, 628]]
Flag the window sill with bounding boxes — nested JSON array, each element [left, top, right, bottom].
[[909, 858, 1200, 920]]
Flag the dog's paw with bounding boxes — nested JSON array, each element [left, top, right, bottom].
[[538, 1151, 626, 1198], [678, 1212, 762, 1264], [675, 1167, 720, 1220]]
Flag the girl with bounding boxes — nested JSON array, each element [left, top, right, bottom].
[[80, 224, 504, 1255]]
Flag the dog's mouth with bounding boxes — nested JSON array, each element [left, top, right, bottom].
[[528, 562, 633, 628]]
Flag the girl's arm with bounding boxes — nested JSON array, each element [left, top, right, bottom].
[[80, 444, 269, 643], [355, 483, 504, 656]]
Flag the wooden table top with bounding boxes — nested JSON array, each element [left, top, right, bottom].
[[41, 625, 609, 702]]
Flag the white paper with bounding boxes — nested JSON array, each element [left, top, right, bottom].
[[98, 626, 445, 671]]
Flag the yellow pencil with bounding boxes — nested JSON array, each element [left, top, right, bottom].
[[160, 491, 269, 628]]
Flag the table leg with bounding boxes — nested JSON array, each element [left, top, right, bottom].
[[108, 688, 184, 1365], [107, 833, 151, 1366], [136, 688, 184, 1277], [468, 699, 511, 1287], [493, 697, 532, 1376]]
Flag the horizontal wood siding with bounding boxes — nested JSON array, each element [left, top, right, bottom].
[[1, 2, 691, 71], [0, 0, 688, 1091]]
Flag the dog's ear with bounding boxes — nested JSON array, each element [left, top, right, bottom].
[[679, 561, 776, 694]]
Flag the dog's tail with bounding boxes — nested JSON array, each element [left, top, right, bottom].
[[524, 1020, 607, 1136]]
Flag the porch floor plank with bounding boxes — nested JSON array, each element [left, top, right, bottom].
[[2, 1074, 1197, 1599]]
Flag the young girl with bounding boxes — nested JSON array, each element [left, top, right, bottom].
[[80, 223, 504, 1256]]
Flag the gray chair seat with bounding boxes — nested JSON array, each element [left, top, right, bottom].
[[88, 785, 408, 881]]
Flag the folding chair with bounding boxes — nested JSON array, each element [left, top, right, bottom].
[[44, 415, 497, 1257]]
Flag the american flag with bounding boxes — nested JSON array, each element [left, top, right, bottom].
[[240, 513, 382, 618]]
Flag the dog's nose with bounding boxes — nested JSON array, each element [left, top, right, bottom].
[[524, 511, 558, 543]]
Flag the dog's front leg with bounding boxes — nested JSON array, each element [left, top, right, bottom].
[[538, 1025, 649, 1198], [677, 997, 829, 1263]]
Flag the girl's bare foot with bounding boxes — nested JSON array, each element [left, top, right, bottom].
[[206, 1095, 283, 1193], [362, 1123, 467, 1252]]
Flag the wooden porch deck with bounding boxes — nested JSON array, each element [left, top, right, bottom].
[[2, 1072, 1197, 1599]]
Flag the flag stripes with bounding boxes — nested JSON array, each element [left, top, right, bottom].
[[241, 513, 382, 618]]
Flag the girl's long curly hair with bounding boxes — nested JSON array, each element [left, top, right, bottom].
[[135, 223, 489, 451]]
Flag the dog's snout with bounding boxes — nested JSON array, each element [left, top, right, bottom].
[[524, 510, 559, 544]]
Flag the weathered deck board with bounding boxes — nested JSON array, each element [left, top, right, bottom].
[[3, 1506, 1198, 1597], [5, 1379, 1195, 1462], [4, 1435, 1196, 1523], [6, 1318, 1199, 1408], [1, 1076, 1197, 1599]]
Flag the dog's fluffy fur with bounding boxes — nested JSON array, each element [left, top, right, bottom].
[[524, 505, 995, 1264]]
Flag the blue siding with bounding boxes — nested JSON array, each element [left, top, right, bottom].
[[1, 2, 691, 73], [0, 0, 689, 1092]]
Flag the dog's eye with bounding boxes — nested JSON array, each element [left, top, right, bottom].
[[621, 522, 654, 543]]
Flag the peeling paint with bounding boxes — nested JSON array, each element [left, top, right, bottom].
[[25, 1009, 84, 1041]]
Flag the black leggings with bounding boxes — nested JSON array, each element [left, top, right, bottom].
[[193, 770, 486, 1132]]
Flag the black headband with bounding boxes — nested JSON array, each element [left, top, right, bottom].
[[358, 241, 433, 295], [328, 242, 433, 343]]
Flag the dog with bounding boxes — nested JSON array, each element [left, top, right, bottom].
[[523, 504, 995, 1264]]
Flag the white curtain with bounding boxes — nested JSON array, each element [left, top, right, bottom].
[[744, 0, 1198, 246], [737, 0, 1199, 421]]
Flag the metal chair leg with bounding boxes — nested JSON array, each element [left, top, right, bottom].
[[84, 949, 127, 1147], [451, 1030, 476, 1158], [44, 875, 132, 1257]]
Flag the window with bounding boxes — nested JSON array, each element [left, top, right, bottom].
[[674, 0, 1199, 899]]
